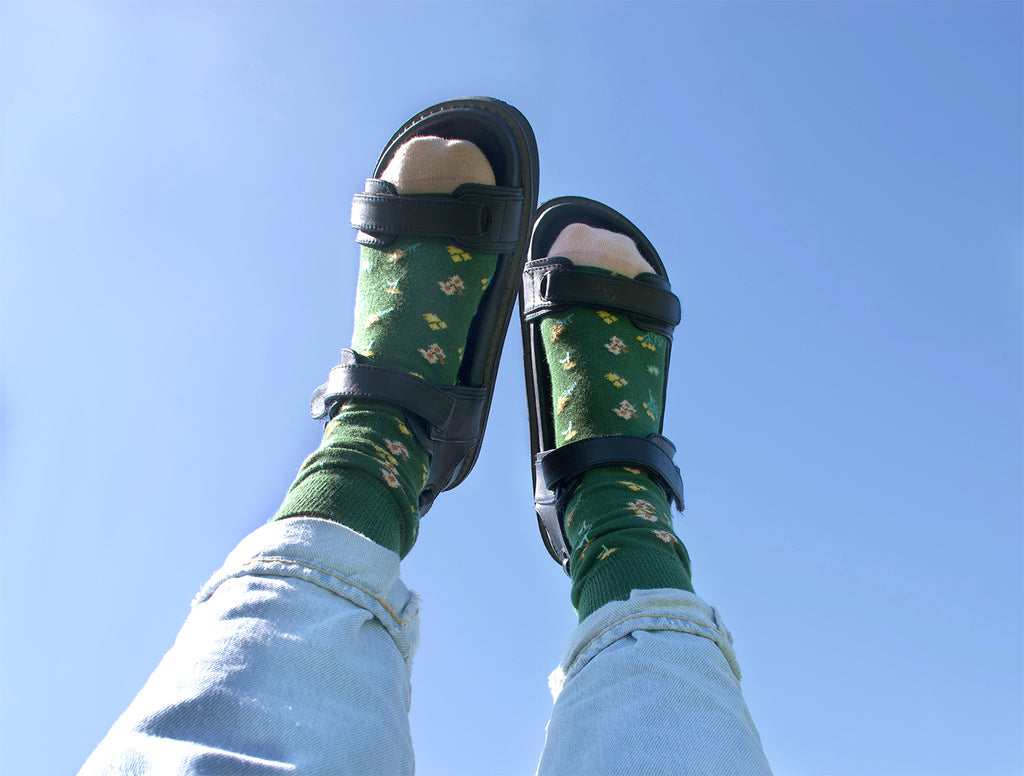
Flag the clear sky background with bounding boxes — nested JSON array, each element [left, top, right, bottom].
[[1, 2, 1021, 775]]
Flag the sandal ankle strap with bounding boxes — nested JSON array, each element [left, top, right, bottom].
[[311, 349, 487, 515], [533, 434, 685, 574]]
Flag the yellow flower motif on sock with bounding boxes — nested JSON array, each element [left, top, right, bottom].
[[397, 420, 412, 436], [481, 276, 489, 291], [643, 402, 657, 421], [410, 371, 425, 379], [447, 245, 472, 262], [372, 443, 399, 469], [599, 545, 618, 561], [613, 399, 637, 419], [647, 365, 660, 376], [386, 279, 402, 295], [556, 396, 570, 414], [605, 373, 628, 388], [618, 480, 647, 492], [604, 336, 628, 355], [438, 275, 465, 296], [560, 353, 576, 370], [388, 249, 407, 263], [423, 313, 447, 331], [622, 466, 642, 475], [563, 421, 577, 441], [597, 310, 618, 324], [566, 506, 577, 527], [419, 343, 446, 365], [637, 334, 658, 351], [458, 346, 464, 362], [422, 463, 429, 489]]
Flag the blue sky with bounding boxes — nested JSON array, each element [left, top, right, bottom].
[[1, 2, 1021, 774]]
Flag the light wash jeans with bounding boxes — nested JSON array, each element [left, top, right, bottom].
[[79, 517, 770, 775]]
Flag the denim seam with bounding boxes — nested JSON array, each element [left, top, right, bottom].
[[568, 613, 724, 675], [239, 556, 408, 626]]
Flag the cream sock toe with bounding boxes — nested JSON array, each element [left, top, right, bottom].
[[546, 223, 655, 278], [381, 136, 496, 195]]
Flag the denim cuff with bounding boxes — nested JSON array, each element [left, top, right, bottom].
[[193, 517, 420, 666], [550, 588, 740, 700]]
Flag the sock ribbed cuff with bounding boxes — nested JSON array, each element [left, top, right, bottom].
[[274, 468, 409, 555], [572, 536, 693, 621], [272, 402, 426, 558], [566, 467, 693, 622]]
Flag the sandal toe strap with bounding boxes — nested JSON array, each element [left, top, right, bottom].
[[534, 434, 685, 574], [351, 179, 525, 252], [310, 349, 486, 514], [522, 258, 681, 338]]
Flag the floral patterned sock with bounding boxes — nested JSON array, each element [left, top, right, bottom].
[[272, 139, 496, 557], [539, 225, 693, 621]]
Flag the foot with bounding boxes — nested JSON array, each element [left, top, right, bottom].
[[530, 209, 693, 621], [275, 137, 499, 556]]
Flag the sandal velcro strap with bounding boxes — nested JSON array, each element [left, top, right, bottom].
[[538, 434, 684, 509], [310, 349, 458, 426], [533, 434, 685, 574], [310, 349, 487, 515], [351, 179, 525, 252], [522, 258, 681, 338]]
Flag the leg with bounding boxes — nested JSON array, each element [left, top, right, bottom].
[[80, 519, 419, 775], [79, 98, 538, 775], [539, 591, 770, 775], [522, 199, 771, 774]]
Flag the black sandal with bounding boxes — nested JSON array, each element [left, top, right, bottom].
[[519, 197, 685, 574], [310, 97, 539, 515]]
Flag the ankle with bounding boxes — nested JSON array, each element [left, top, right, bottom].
[[566, 468, 693, 621], [271, 401, 427, 558]]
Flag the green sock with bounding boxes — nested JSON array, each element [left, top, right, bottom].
[[540, 269, 693, 621], [351, 237, 496, 383], [273, 234, 498, 556], [273, 402, 429, 557]]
